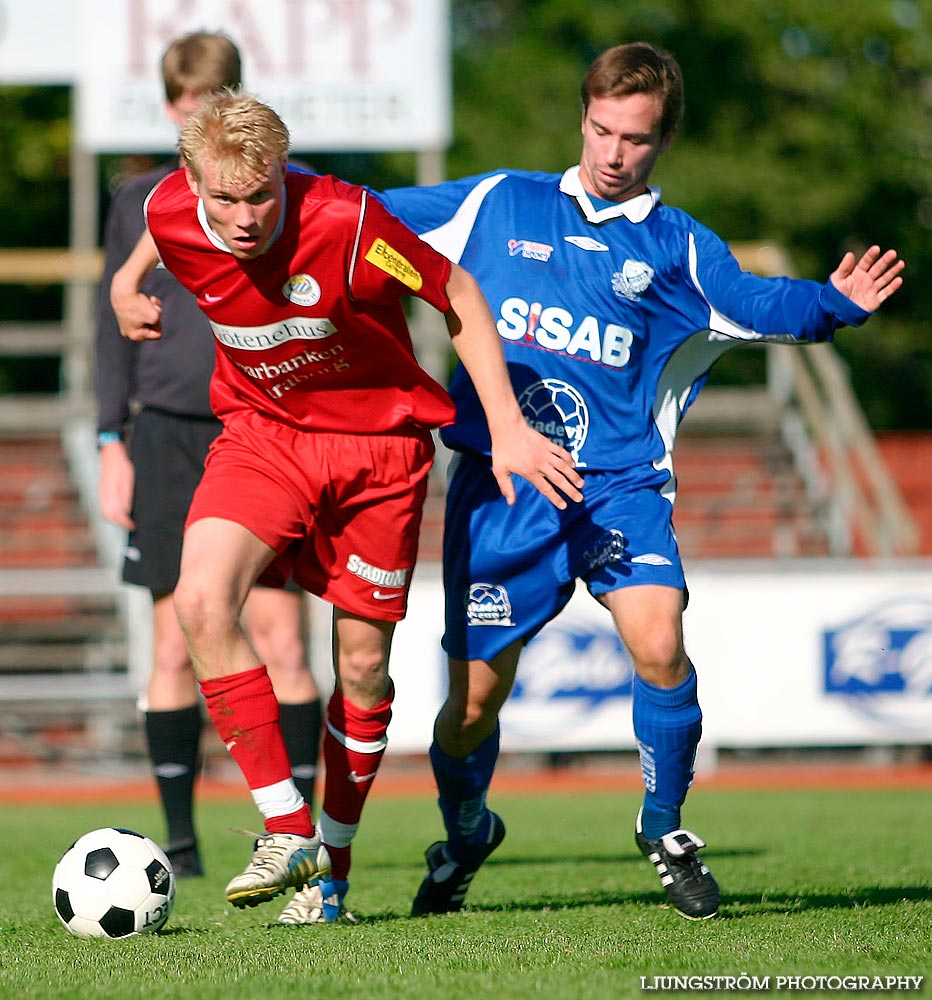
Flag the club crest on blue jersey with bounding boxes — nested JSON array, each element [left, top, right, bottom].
[[507, 239, 554, 261], [582, 529, 626, 572], [823, 595, 932, 729], [466, 583, 514, 626], [611, 259, 655, 301], [518, 378, 589, 466]]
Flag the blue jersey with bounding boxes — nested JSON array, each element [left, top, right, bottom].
[[379, 167, 871, 491]]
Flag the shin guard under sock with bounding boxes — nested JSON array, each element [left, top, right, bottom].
[[633, 667, 702, 839], [144, 704, 202, 845], [430, 724, 500, 863], [319, 686, 393, 879], [200, 665, 312, 836]]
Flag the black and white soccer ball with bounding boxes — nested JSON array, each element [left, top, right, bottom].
[[52, 827, 175, 938]]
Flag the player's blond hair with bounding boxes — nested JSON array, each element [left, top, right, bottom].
[[581, 42, 684, 138], [160, 31, 242, 104], [178, 89, 290, 187]]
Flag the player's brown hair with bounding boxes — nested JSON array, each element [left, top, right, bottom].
[[161, 31, 242, 104], [179, 89, 290, 186], [581, 42, 684, 138]]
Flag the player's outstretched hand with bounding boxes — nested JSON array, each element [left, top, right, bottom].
[[110, 290, 164, 341], [490, 423, 584, 509], [830, 246, 905, 312]]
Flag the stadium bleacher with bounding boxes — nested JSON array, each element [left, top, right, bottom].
[[0, 244, 925, 768]]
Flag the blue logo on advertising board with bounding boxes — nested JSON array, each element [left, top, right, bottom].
[[513, 618, 634, 709], [823, 596, 932, 728]]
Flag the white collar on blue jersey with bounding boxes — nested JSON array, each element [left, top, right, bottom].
[[196, 184, 288, 255], [560, 165, 660, 224]]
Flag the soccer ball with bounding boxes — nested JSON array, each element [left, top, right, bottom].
[[52, 827, 175, 938]]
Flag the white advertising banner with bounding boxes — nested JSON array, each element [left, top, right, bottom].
[[76, 0, 450, 152], [0, 0, 78, 83], [311, 561, 932, 755], [0, 0, 450, 152]]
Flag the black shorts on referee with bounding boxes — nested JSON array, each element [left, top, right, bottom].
[[121, 407, 222, 594]]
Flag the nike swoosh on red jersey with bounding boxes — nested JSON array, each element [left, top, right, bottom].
[[373, 590, 402, 600]]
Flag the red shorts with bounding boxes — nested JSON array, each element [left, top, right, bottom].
[[186, 411, 434, 621]]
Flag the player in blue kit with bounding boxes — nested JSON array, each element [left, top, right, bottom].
[[378, 41, 904, 920]]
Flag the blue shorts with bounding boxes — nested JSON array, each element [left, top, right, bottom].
[[442, 451, 686, 662]]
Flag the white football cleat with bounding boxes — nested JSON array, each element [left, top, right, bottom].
[[225, 832, 330, 908]]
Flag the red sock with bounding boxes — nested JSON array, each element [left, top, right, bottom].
[[200, 665, 313, 837], [320, 686, 393, 878], [264, 805, 313, 837], [327, 845, 352, 882]]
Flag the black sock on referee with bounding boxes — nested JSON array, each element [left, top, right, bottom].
[[279, 698, 323, 812], [144, 704, 203, 847]]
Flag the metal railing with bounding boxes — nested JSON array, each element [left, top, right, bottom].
[[0, 567, 133, 701], [730, 242, 919, 557], [769, 344, 919, 556], [0, 248, 101, 432]]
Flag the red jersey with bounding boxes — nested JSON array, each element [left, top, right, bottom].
[[144, 170, 455, 433]]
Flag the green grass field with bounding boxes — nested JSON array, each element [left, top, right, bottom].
[[2, 783, 930, 999]]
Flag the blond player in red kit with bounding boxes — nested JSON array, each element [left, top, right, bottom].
[[110, 89, 584, 921]]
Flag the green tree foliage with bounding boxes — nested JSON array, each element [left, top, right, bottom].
[[444, 0, 932, 428], [0, 86, 71, 247], [0, 86, 71, 392], [0, 86, 70, 330]]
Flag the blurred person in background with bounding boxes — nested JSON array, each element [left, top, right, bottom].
[[95, 31, 322, 881], [378, 40, 904, 921]]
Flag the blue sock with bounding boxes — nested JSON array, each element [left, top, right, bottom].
[[429, 725, 500, 863], [633, 667, 702, 839]]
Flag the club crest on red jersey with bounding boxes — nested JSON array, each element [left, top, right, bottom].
[[283, 273, 322, 306]]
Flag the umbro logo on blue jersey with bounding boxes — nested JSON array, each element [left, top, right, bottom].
[[630, 553, 673, 567], [564, 236, 609, 252]]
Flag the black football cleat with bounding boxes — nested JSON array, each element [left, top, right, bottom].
[[635, 808, 720, 919], [411, 812, 506, 916], [163, 838, 204, 878]]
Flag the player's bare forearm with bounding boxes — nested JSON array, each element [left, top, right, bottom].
[[830, 245, 905, 311], [444, 263, 583, 509], [110, 230, 164, 341]]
